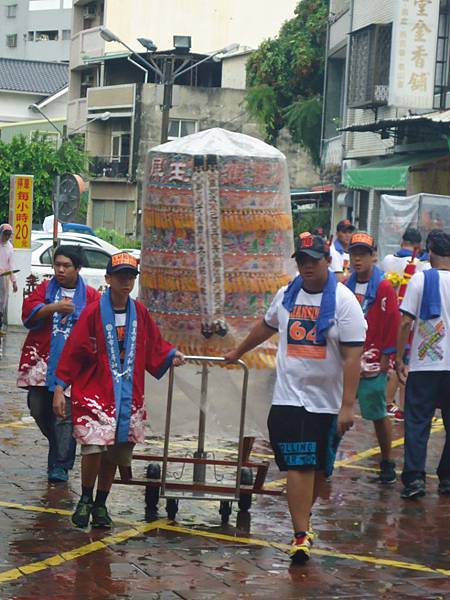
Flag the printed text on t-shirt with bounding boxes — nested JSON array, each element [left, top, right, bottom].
[[287, 305, 327, 359]]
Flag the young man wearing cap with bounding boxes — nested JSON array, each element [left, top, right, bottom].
[[380, 227, 429, 422], [53, 252, 185, 529], [17, 245, 100, 482], [225, 233, 366, 565], [346, 232, 399, 484], [329, 220, 355, 281], [396, 230, 450, 499], [0, 224, 18, 335], [380, 227, 427, 275]]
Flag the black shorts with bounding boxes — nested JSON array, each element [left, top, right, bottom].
[[267, 405, 338, 474]]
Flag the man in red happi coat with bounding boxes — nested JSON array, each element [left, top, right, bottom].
[[54, 252, 184, 529], [17, 245, 101, 482]]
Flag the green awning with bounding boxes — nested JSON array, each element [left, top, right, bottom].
[[344, 152, 450, 190]]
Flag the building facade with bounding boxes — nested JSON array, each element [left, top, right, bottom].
[[321, 0, 450, 239], [68, 0, 319, 236], [0, 0, 72, 61]]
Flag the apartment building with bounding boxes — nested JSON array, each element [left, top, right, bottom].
[[0, 0, 72, 61], [321, 0, 450, 238], [67, 0, 318, 235]]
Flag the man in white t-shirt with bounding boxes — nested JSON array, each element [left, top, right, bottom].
[[396, 230, 450, 499], [225, 233, 366, 565], [381, 227, 429, 422], [329, 219, 355, 281], [380, 227, 424, 275]]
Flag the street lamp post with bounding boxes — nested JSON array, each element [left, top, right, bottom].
[[99, 26, 238, 143], [28, 104, 111, 248]]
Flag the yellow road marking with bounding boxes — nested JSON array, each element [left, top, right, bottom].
[[264, 421, 444, 489], [340, 464, 438, 479], [0, 421, 31, 429], [0, 501, 142, 527], [0, 520, 166, 585], [161, 523, 450, 577]]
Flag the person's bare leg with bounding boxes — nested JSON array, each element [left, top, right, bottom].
[[287, 469, 315, 533], [81, 453, 102, 488], [386, 370, 398, 406], [374, 417, 392, 461], [399, 383, 405, 411], [97, 455, 117, 493]]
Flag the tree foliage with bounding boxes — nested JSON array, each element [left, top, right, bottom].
[[0, 132, 88, 225], [246, 0, 328, 163]]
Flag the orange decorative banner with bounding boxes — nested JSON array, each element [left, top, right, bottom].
[[9, 175, 34, 249]]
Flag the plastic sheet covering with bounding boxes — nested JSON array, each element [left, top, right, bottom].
[[379, 193, 450, 260], [145, 363, 275, 438], [379, 195, 419, 260], [141, 128, 295, 370]]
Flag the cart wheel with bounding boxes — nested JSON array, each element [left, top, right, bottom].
[[145, 463, 161, 513], [219, 501, 232, 525], [166, 498, 179, 521], [238, 467, 253, 512]]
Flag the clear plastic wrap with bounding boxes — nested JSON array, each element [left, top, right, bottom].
[[141, 128, 295, 370]]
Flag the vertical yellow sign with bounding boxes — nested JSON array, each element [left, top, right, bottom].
[[9, 175, 34, 249]]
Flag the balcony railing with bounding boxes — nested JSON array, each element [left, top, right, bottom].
[[90, 156, 130, 178]]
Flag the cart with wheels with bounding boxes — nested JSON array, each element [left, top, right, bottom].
[[115, 356, 283, 524]]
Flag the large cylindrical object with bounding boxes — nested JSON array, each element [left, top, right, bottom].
[[141, 128, 294, 367]]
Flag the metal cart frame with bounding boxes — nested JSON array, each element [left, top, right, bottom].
[[115, 356, 283, 523]]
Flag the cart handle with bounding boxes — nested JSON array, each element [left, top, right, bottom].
[[182, 355, 248, 375]]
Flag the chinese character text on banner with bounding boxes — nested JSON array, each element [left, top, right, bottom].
[[389, 0, 440, 109], [9, 175, 34, 249]]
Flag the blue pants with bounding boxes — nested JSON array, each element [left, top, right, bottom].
[[27, 386, 76, 471], [402, 371, 450, 485]]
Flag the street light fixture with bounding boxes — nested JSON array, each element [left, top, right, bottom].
[[27, 104, 111, 248], [100, 28, 238, 143], [137, 37, 158, 53], [29, 104, 111, 138]]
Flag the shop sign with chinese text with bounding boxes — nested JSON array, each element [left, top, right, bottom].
[[389, 0, 440, 109], [9, 175, 34, 249]]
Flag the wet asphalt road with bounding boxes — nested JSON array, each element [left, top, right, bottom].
[[0, 328, 449, 599]]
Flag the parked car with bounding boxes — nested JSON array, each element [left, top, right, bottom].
[[32, 231, 120, 255], [31, 239, 139, 298], [62, 223, 96, 236]]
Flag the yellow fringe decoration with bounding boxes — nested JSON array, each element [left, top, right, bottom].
[[141, 270, 290, 293], [143, 209, 292, 232], [385, 272, 407, 288]]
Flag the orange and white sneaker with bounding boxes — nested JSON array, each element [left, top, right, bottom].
[[289, 531, 314, 565]]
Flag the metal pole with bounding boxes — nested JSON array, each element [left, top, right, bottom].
[[160, 57, 174, 143], [53, 174, 60, 254], [161, 364, 175, 496], [193, 363, 208, 483]]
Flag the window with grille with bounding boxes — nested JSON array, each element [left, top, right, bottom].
[[6, 34, 17, 47], [6, 4, 17, 17], [35, 30, 58, 41], [348, 24, 392, 109]]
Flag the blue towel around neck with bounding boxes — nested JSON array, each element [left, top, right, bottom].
[[282, 271, 337, 344], [395, 248, 414, 258], [346, 265, 384, 316], [420, 269, 441, 320], [334, 239, 345, 255]]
